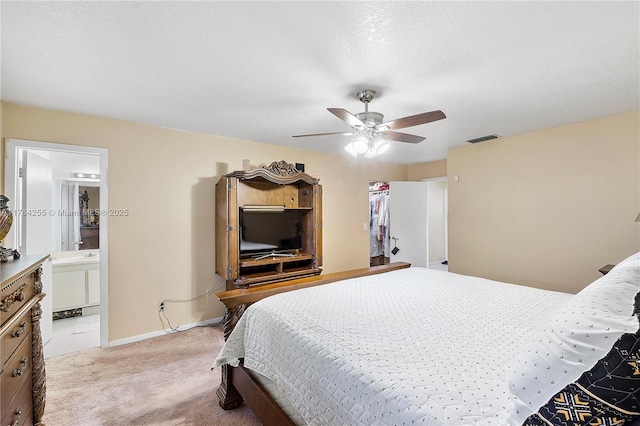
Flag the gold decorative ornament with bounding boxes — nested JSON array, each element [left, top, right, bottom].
[[0, 194, 12, 240], [0, 195, 20, 262]]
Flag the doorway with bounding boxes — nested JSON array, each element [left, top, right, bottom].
[[369, 181, 390, 266], [368, 178, 448, 270], [4, 139, 109, 355]]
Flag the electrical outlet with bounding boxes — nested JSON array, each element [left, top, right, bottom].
[[159, 301, 165, 311]]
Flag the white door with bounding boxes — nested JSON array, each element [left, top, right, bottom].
[[389, 181, 428, 267], [21, 150, 54, 344]]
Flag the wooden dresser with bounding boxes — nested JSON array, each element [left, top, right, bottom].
[[0, 254, 48, 426]]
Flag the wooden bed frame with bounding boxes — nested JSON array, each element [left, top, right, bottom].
[[215, 262, 411, 425]]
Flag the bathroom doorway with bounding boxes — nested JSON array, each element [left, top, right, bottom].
[[4, 139, 109, 356]]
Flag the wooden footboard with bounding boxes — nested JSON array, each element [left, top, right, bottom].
[[215, 262, 411, 424], [231, 363, 296, 426]]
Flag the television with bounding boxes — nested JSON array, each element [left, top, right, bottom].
[[239, 209, 303, 256]]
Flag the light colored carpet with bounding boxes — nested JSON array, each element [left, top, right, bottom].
[[42, 324, 261, 426]]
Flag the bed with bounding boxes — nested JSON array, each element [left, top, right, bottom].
[[214, 253, 640, 425]]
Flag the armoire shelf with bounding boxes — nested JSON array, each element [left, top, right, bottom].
[[216, 161, 323, 290]]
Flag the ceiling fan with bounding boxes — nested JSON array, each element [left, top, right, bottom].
[[293, 89, 446, 157]]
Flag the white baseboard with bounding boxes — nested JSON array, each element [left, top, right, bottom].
[[108, 316, 224, 348]]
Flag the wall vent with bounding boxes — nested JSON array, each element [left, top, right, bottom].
[[467, 134, 499, 143]]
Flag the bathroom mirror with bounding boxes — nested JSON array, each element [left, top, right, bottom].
[[54, 181, 100, 251]]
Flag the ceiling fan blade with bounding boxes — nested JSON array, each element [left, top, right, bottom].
[[327, 108, 366, 128], [379, 110, 446, 130], [380, 131, 426, 144], [292, 131, 355, 138]]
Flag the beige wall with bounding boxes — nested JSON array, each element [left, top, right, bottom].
[[1, 103, 407, 342], [407, 159, 446, 180], [3, 102, 637, 339], [447, 111, 640, 294]]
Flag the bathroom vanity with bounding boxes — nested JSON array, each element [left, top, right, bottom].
[[52, 254, 100, 316]]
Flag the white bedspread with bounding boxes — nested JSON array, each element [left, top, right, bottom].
[[214, 267, 572, 425]]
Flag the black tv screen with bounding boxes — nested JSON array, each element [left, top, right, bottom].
[[239, 210, 303, 255]]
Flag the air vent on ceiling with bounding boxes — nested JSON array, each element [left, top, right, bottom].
[[467, 134, 499, 144]]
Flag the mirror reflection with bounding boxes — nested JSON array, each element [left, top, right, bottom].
[[55, 182, 100, 251]]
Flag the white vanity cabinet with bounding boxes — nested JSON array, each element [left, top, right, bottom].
[[87, 268, 100, 305], [52, 259, 100, 311]]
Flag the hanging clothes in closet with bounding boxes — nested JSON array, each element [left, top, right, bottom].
[[369, 182, 390, 265]]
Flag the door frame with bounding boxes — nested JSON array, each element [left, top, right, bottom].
[[422, 177, 448, 266], [5, 139, 109, 349]]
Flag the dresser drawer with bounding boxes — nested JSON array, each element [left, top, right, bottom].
[[0, 273, 35, 326], [1, 372, 32, 426], [2, 310, 31, 366], [1, 334, 31, 415]]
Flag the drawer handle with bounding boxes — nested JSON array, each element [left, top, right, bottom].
[[12, 357, 28, 377], [11, 321, 26, 338], [9, 407, 22, 426], [0, 283, 27, 312]]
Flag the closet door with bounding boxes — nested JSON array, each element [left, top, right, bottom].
[[389, 182, 428, 267]]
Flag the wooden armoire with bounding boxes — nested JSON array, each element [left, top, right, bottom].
[[216, 161, 322, 290]]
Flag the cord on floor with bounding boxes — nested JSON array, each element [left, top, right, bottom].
[[158, 278, 225, 332]]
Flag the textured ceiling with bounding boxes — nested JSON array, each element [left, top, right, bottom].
[[1, 1, 638, 164]]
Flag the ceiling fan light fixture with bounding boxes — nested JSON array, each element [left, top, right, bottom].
[[346, 133, 391, 159], [344, 142, 358, 157], [376, 141, 390, 155], [352, 137, 369, 154]]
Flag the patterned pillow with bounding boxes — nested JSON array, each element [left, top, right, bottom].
[[522, 331, 640, 425], [507, 259, 640, 424]]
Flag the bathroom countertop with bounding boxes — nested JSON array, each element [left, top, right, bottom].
[[51, 255, 100, 265]]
